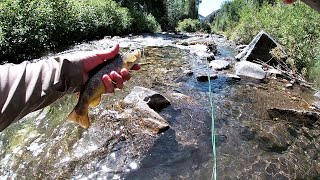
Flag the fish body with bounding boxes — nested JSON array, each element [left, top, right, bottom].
[[67, 50, 141, 128]]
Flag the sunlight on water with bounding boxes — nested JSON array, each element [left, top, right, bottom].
[[0, 33, 318, 179]]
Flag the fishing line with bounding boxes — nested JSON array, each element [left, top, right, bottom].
[[207, 33, 217, 180]]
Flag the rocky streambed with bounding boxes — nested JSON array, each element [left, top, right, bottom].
[[0, 33, 319, 179]]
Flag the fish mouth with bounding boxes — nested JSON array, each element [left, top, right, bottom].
[[133, 49, 142, 60]]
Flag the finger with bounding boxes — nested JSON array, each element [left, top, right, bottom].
[[120, 68, 131, 81], [96, 43, 119, 62], [83, 43, 120, 73], [102, 74, 115, 93], [131, 64, 141, 71], [110, 71, 124, 89]]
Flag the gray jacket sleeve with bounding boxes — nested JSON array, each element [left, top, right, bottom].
[[0, 57, 83, 131]]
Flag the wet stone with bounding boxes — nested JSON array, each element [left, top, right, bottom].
[[209, 60, 231, 71], [256, 124, 293, 153], [314, 91, 320, 99], [216, 134, 227, 147], [266, 163, 278, 175], [141, 118, 170, 135], [267, 108, 320, 127], [273, 173, 289, 180], [183, 69, 193, 76], [225, 74, 241, 80], [239, 126, 256, 141], [312, 101, 320, 111], [124, 86, 171, 112], [206, 54, 215, 61], [196, 73, 218, 82], [285, 83, 293, 89], [251, 160, 267, 172]]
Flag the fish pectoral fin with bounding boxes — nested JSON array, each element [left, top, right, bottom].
[[89, 96, 102, 107], [67, 110, 90, 128]]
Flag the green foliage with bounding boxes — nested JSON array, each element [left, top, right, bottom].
[[176, 18, 200, 32], [212, 0, 320, 86], [176, 18, 211, 33], [166, 0, 200, 30], [0, 0, 163, 62], [129, 11, 161, 33], [0, 0, 200, 62], [211, 0, 245, 36], [200, 22, 211, 33]]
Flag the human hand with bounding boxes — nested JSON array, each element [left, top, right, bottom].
[[66, 43, 140, 93]]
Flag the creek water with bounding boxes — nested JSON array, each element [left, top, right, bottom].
[[0, 33, 319, 179]]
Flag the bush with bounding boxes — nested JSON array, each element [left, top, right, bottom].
[[176, 18, 201, 32], [129, 11, 161, 33], [212, 0, 320, 86], [0, 0, 132, 63], [200, 22, 212, 33]]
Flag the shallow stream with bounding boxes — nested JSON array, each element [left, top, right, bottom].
[[0, 33, 319, 179]]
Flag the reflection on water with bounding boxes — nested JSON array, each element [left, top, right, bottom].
[[0, 33, 319, 179]]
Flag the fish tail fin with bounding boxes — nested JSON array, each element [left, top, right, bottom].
[[67, 110, 90, 129]]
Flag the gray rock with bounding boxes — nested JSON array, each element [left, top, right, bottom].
[[235, 31, 287, 66], [285, 83, 293, 88], [225, 74, 241, 80], [183, 69, 193, 76], [236, 44, 248, 52], [124, 86, 171, 112], [235, 61, 266, 79], [206, 53, 215, 61], [209, 60, 231, 71], [123, 86, 171, 134], [312, 101, 320, 110], [314, 91, 320, 99]]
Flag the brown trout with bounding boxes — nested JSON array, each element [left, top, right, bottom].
[[67, 50, 141, 128]]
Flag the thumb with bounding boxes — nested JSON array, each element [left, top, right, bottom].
[[83, 43, 120, 73], [96, 43, 120, 62]]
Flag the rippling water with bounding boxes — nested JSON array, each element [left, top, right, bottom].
[[0, 33, 319, 179]]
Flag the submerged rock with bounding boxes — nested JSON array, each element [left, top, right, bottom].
[[209, 60, 231, 71], [196, 73, 218, 82], [256, 123, 294, 153], [267, 108, 320, 127], [235, 30, 287, 66], [235, 61, 266, 79]]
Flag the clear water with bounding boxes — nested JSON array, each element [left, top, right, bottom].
[[0, 33, 319, 179]]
